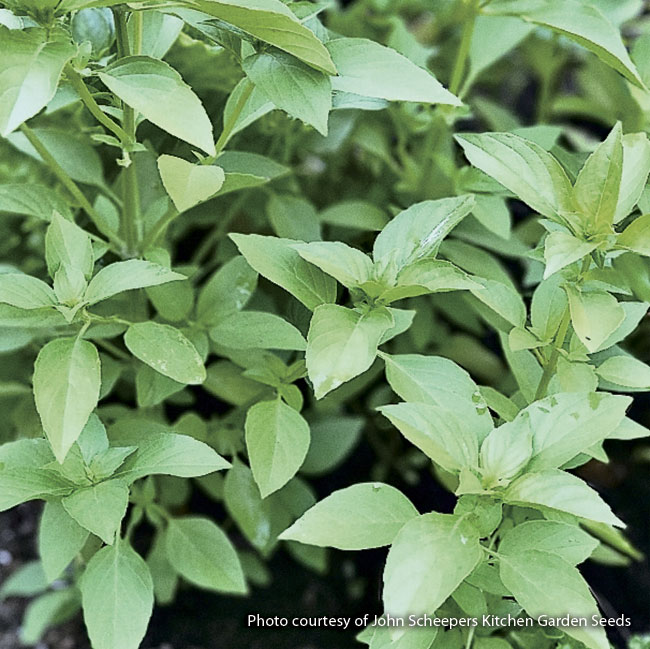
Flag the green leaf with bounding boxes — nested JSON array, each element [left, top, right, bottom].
[[115, 433, 230, 483], [210, 311, 306, 351], [326, 38, 460, 105], [0, 273, 57, 309], [0, 561, 47, 599], [196, 255, 258, 325], [157, 155, 225, 213], [221, 78, 273, 143], [499, 520, 598, 565], [531, 274, 568, 340], [306, 305, 393, 399], [0, 184, 72, 221], [383, 513, 482, 618], [85, 260, 185, 305], [124, 322, 206, 385], [381, 353, 493, 439], [320, 200, 388, 231], [230, 233, 337, 310], [573, 122, 623, 230], [45, 211, 94, 279], [301, 416, 363, 475], [504, 469, 624, 527], [267, 194, 321, 242], [488, 0, 644, 88], [39, 500, 90, 583], [455, 132, 573, 220], [0, 27, 76, 136], [498, 549, 608, 649], [20, 588, 78, 646], [597, 355, 650, 388], [379, 402, 479, 473], [279, 482, 418, 549], [480, 418, 532, 488], [33, 337, 101, 463], [243, 50, 331, 135], [80, 541, 154, 649], [62, 479, 129, 545], [245, 398, 310, 497], [468, 278, 526, 328], [0, 468, 73, 512], [618, 214, 650, 257], [373, 196, 475, 276], [524, 392, 631, 470], [614, 132, 650, 222], [98, 56, 215, 155], [565, 285, 626, 353], [188, 0, 336, 74], [543, 231, 598, 279], [293, 241, 374, 288], [165, 516, 247, 594]]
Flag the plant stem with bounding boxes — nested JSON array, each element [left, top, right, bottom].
[[114, 8, 141, 256], [65, 65, 131, 144], [19, 124, 121, 250], [140, 204, 178, 251], [449, 0, 479, 96], [534, 306, 571, 401]]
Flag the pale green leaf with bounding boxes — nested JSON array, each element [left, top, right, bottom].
[[98, 56, 215, 154], [45, 211, 93, 279], [124, 322, 206, 385], [157, 155, 225, 213], [33, 337, 101, 463], [293, 241, 374, 288], [596, 355, 650, 388], [165, 516, 247, 593], [618, 214, 650, 257], [0, 184, 72, 221], [0, 468, 73, 512], [210, 311, 306, 351], [614, 132, 650, 222], [80, 541, 154, 649], [280, 482, 418, 549], [0, 273, 57, 309], [383, 513, 481, 618], [543, 231, 598, 279]]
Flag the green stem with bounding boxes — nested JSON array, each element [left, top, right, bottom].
[[449, 0, 479, 96], [140, 204, 178, 251], [114, 9, 141, 256], [464, 626, 476, 649], [66, 65, 131, 144], [534, 306, 571, 401], [19, 124, 121, 250]]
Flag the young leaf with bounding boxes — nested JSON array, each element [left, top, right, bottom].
[[81, 541, 154, 649], [480, 418, 533, 488], [245, 398, 310, 498], [306, 305, 393, 399], [242, 50, 331, 136], [499, 520, 598, 566], [165, 516, 247, 594], [62, 479, 129, 545], [98, 56, 216, 155], [210, 311, 306, 351], [614, 133, 650, 222], [573, 122, 623, 231], [279, 483, 418, 550], [114, 433, 230, 484], [455, 132, 573, 220], [379, 402, 480, 473], [326, 38, 461, 106], [85, 259, 185, 305], [39, 500, 90, 583], [543, 231, 598, 279], [190, 0, 336, 74], [157, 155, 225, 213], [498, 550, 608, 649], [565, 285, 626, 353], [618, 214, 650, 257], [45, 212, 94, 279], [373, 196, 475, 275], [504, 469, 624, 527], [0, 274, 57, 309], [124, 322, 206, 385], [230, 233, 337, 310], [293, 241, 374, 288], [33, 337, 101, 463], [0, 27, 76, 136], [383, 513, 482, 618]]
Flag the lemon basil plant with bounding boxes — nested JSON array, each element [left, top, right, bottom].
[[1, 0, 650, 648]]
